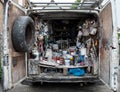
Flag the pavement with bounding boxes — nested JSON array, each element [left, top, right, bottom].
[[6, 82, 113, 92]]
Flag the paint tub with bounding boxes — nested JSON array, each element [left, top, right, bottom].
[[65, 60, 70, 66]]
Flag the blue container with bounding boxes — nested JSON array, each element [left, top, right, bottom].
[[68, 68, 85, 76]]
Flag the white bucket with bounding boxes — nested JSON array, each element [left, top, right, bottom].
[[65, 60, 70, 66], [63, 50, 67, 55], [80, 47, 86, 56], [32, 50, 39, 60]]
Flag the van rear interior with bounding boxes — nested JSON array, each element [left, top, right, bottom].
[[26, 12, 100, 83]]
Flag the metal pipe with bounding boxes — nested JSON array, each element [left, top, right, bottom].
[[32, 5, 92, 7], [28, 8, 99, 11], [27, 0, 32, 9], [31, 2, 96, 4], [1, 0, 10, 91], [80, 0, 85, 8]]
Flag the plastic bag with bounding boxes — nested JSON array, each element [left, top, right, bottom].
[[68, 68, 85, 76]]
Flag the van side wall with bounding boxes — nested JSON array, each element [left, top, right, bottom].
[[8, 0, 27, 84], [99, 3, 112, 84]]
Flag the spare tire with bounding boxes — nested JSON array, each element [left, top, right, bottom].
[[12, 16, 35, 52]]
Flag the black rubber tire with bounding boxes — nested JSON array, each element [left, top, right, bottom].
[[12, 16, 35, 52]]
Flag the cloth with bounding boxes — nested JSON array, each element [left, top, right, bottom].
[[68, 68, 85, 76]]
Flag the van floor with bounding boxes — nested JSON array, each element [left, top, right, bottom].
[[28, 73, 98, 83], [38, 73, 95, 78]]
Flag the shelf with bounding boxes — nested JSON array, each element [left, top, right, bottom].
[[39, 63, 91, 69], [29, 59, 92, 69]]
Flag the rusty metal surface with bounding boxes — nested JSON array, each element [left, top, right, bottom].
[[22, 73, 98, 84], [99, 3, 112, 84], [22, 77, 99, 84]]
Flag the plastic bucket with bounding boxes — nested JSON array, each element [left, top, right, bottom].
[[65, 60, 70, 66]]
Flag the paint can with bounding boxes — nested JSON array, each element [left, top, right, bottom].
[[65, 60, 70, 66]]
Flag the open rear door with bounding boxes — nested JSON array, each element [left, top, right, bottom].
[[1, 0, 27, 91], [99, 1, 119, 91]]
